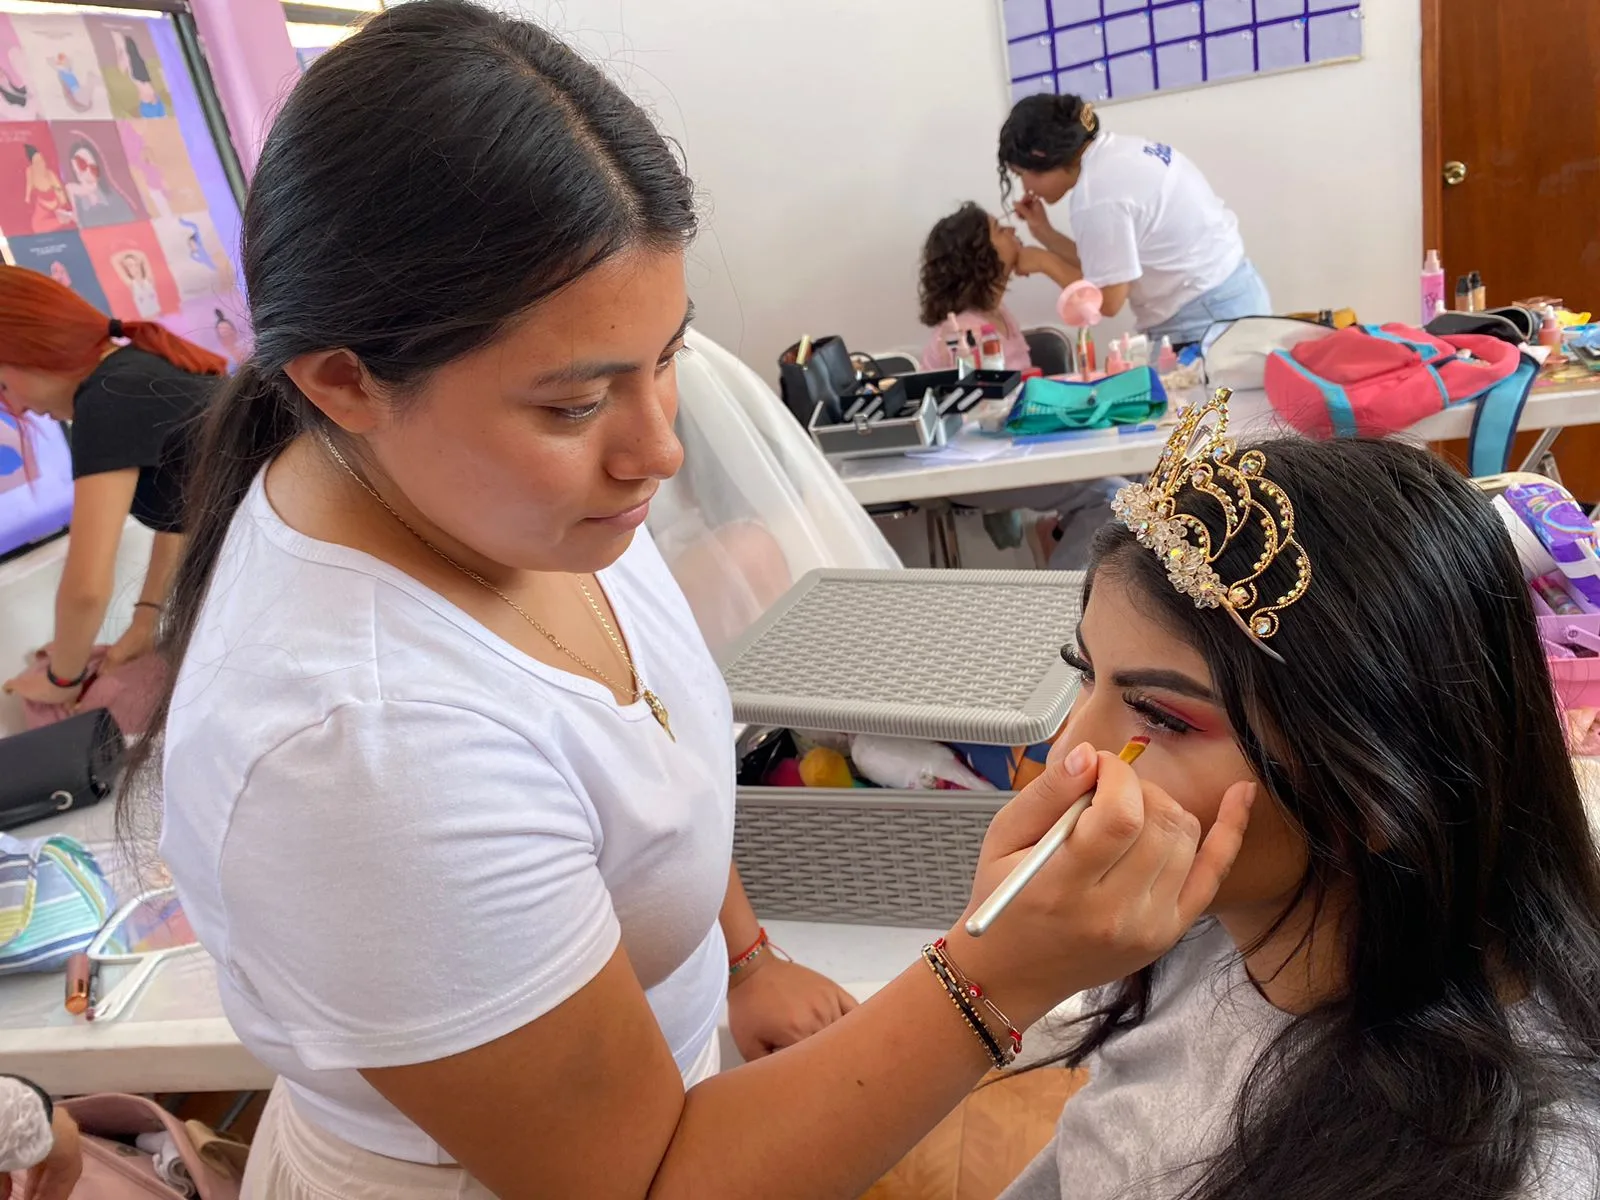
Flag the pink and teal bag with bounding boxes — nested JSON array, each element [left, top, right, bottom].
[[1263, 322, 1538, 476]]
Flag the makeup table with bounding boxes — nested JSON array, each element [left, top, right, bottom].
[[0, 801, 940, 1094], [835, 380, 1600, 508]]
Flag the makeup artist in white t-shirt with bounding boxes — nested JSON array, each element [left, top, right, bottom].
[[144, 7, 1250, 1198], [999, 94, 1271, 349]]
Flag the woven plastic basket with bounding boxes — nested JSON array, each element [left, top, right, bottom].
[[723, 569, 1085, 926], [733, 788, 1009, 926]]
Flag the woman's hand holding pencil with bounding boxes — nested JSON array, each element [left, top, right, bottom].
[[934, 739, 1254, 1032]]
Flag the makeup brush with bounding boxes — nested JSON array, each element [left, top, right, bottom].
[[965, 736, 1151, 937]]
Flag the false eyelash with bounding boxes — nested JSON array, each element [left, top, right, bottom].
[[1122, 691, 1195, 736], [1061, 648, 1093, 681]]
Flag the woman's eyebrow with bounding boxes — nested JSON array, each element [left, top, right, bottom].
[[528, 301, 694, 388], [1075, 630, 1217, 702], [1111, 668, 1216, 703]]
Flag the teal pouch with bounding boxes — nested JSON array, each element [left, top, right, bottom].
[[1005, 368, 1168, 436], [0, 833, 117, 975]]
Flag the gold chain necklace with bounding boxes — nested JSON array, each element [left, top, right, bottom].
[[318, 433, 674, 740]]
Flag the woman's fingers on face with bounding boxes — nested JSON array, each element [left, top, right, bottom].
[[1060, 753, 1147, 878], [986, 743, 1099, 855], [1097, 777, 1200, 896], [1175, 781, 1255, 924], [1143, 786, 1207, 915]]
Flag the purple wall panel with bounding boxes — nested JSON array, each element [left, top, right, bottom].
[[1004, 0, 1361, 101]]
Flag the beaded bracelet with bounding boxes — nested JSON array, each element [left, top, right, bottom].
[[922, 946, 1008, 1068], [931, 938, 1023, 1061], [922, 939, 1023, 1069], [728, 928, 789, 983]]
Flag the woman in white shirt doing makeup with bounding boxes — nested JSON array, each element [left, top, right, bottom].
[[999, 93, 1271, 348], [131, 4, 1252, 1199]]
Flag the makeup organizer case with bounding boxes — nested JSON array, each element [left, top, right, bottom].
[[716, 569, 1084, 927], [805, 368, 1024, 462]]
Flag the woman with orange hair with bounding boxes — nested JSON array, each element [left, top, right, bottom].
[[0, 265, 226, 708]]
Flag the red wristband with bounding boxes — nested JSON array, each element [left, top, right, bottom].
[[729, 929, 768, 974], [45, 661, 90, 689]]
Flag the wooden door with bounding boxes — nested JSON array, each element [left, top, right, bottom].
[[1423, 0, 1600, 500]]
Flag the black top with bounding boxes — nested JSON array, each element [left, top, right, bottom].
[[70, 347, 219, 533]]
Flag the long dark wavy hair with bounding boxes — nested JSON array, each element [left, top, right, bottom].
[[1062, 436, 1600, 1199], [121, 0, 696, 826], [918, 202, 1006, 327], [997, 92, 1100, 205]]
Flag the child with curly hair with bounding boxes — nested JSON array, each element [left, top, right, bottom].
[[915, 203, 1118, 569], [917, 202, 1067, 371]]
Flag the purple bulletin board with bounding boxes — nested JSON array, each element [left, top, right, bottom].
[[1002, 0, 1364, 105]]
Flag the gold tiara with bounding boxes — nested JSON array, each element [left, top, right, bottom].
[[1110, 388, 1311, 661]]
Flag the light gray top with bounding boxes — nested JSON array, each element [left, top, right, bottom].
[[1000, 921, 1599, 1200]]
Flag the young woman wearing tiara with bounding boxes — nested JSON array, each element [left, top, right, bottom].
[[1001, 391, 1600, 1199]]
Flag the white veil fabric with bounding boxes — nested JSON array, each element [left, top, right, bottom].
[[648, 330, 900, 657]]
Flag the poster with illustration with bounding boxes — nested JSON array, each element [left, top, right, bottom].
[[50, 119, 145, 229], [167, 295, 248, 370], [7, 228, 109, 314], [152, 210, 234, 302], [11, 14, 112, 122], [0, 410, 31, 500], [83, 16, 171, 120], [118, 118, 203, 217], [81, 221, 177, 320], [0, 121, 75, 237], [0, 17, 43, 122], [148, 19, 245, 355], [148, 21, 239, 263]]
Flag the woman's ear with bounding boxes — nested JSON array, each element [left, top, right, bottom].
[[284, 349, 383, 435]]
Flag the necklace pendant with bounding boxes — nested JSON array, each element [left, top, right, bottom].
[[642, 689, 675, 741]]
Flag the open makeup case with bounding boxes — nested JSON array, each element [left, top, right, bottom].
[[806, 368, 1024, 460], [777, 336, 1023, 459], [717, 569, 1084, 926]]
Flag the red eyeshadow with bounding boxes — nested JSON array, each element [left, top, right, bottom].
[[1149, 699, 1216, 735]]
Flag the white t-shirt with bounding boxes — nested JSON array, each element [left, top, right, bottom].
[[161, 471, 735, 1163], [1065, 132, 1246, 330]]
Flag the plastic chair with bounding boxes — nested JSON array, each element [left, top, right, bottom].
[[1023, 327, 1073, 377], [867, 350, 920, 376]]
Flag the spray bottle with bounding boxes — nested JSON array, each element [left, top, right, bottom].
[[1420, 249, 1445, 324]]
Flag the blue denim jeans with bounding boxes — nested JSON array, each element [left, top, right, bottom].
[[1144, 259, 1272, 348]]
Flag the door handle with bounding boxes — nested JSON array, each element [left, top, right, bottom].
[[1443, 161, 1468, 187]]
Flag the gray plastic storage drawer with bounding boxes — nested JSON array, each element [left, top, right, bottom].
[[719, 569, 1085, 744], [723, 569, 1085, 928], [733, 787, 1013, 927]]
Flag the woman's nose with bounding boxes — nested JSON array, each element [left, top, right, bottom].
[[608, 381, 684, 483]]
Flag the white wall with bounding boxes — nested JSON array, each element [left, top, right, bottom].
[[509, 1, 1422, 377]]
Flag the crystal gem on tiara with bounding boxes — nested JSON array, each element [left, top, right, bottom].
[[1111, 388, 1313, 656]]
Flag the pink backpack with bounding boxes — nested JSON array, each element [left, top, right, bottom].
[[1262, 323, 1537, 475], [17, 1094, 241, 1200]]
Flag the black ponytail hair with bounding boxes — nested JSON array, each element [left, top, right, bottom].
[[122, 0, 696, 832], [998, 92, 1101, 203]]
